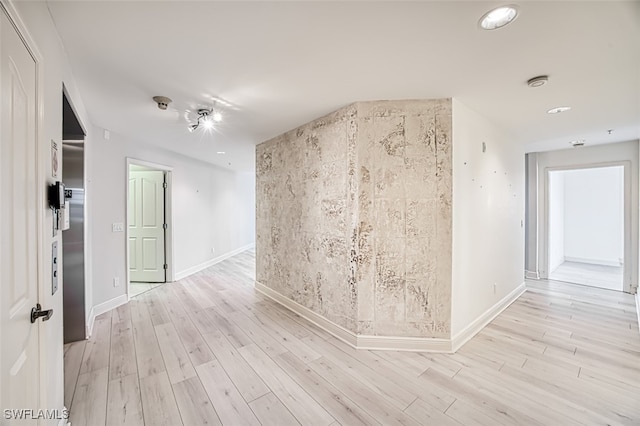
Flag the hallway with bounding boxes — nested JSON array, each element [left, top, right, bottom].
[[64, 250, 640, 425]]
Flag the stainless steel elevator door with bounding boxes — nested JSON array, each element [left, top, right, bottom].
[[63, 187, 85, 343]]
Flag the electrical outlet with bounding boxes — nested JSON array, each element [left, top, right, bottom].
[[112, 222, 124, 232], [493, 283, 497, 294], [113, 277, 120, 287], [211, 247, 215, 253]]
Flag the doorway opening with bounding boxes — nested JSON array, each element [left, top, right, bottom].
[[126, 159, 173, 298], [547, 165, 624, 291]]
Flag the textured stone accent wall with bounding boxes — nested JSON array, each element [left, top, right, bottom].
[[256, 99, 452, 338], [355, 100, 452, 337], [256, 105, 359, 330]]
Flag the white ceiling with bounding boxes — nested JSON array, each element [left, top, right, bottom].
[[46, 0, 640, 172]]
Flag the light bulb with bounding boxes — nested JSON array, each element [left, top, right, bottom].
[[213, 112, 222, 122], [202, 117, 214, 130]]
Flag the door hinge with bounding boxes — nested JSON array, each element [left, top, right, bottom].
[[162, 223, 168, 230], [162, 182, 167, 189], [163, 264, 168, 270]]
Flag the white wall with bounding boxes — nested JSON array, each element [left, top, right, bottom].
[[8, 0, 93, 420], [548, 171, 565, 272], [562, 167, 624, 266], [533, 140, 639, 293], [89, 127, 255, 308], [451, 99, 525, 337]]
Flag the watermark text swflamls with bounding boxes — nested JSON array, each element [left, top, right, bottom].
[[3, 409, 69, 420]]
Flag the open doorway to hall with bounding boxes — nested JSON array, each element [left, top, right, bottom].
[[126, 161, 172, 298], [547, 166, 624, 291]]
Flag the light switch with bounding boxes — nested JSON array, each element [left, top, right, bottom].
[[112, 223, 124, 232]]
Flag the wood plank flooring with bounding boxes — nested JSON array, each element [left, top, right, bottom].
[[550, 261, 623, 291], [64, 250, 640, 425], [130, 282, 164, 298]]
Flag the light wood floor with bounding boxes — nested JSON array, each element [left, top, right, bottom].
[[64, 250, 640, 426], [129, 282, 164, 298], [550, 261, 624, 291]]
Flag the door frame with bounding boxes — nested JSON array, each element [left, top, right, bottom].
[[125, 158, 174, 300], [542, 161, 632, 293], [0, 0, 48, 414]]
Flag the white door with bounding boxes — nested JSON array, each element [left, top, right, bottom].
[[129, 170, 166, 282], [1, 7, 41, 424]]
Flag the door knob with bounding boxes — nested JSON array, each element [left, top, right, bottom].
[[30, 303, 53, 323]]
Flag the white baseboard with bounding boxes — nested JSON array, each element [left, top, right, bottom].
[[175, 243, 255, 281], [525, 270, 540, 280], [255, 281, 453, 352], [564, 256, 622, 267], [255, 282, 358, 347], [451, 282, 526, 352], [357, 334, 452, 353], [86, 294, 128, 337]]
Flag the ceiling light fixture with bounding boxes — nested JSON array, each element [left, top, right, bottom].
[[570, 139, 585, 147], [527, 75, 548, 88], [217, 151, 225, 155], [547, 106, 571, 114], [479, 5, 519, 30], [189, 108, 221, 132]]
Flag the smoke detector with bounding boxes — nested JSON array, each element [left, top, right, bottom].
[[152, 96, 172, 110], [527, 75, 548, 88]]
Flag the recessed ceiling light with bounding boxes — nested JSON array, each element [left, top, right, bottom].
[[479, 5, 519, 30], [217, 151, 225, 155], [527, 75, 548, 88], [547, 106, 571, 114]]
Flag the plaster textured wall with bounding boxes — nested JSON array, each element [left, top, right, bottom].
[[355, 100, 452, 337], [256, 99, 452, 338], [256, 105, 359, 330]]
